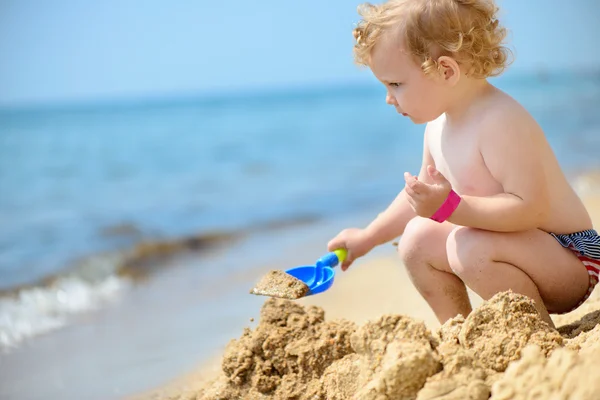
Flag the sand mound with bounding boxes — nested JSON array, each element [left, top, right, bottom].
[[457, 290, 563, 372], [490, 345, 600, 400], [198, 298, 357, 399], [344, 315, 441, 400], [180, 290, 600, 400], [413, 291, 564, 400]]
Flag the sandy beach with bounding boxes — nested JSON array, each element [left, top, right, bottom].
[[133, 175, 600, 400]]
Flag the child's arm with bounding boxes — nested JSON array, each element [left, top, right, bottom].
[[448, 111, 550, 232], [364, 128, 435, 245], [328, 125, 437, 270]]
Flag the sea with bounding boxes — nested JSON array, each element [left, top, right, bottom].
[[1, 69, 600, 398]]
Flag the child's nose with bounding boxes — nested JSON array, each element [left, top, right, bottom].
[[385, 92, 397, 106]]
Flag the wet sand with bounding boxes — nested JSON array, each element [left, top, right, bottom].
[[138, 188, 600, 399]]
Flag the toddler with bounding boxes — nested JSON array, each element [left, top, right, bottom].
[[328, 0, 600, 327]]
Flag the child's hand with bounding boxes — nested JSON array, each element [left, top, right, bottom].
[[404, 165, 452, 218], [327, 228, 375, 271]]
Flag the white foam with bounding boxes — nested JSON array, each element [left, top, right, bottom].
[[0, 275, 129, 351]]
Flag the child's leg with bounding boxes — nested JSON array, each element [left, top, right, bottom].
[[446, 227, 591, 328], [397, 217, 472, 323]]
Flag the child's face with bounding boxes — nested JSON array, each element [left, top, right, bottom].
[[369, 33, 451, 124]]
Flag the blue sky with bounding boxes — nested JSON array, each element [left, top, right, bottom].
[[1, 0, 598, 107]]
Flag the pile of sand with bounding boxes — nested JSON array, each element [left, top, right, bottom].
[[168, 290, 600, 400]]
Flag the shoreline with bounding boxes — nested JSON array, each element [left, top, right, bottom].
[[0, 206, 378, 400], [133, 171, 600, 399]]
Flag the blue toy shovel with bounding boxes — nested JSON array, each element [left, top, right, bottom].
[[285, 249, 348, 296]]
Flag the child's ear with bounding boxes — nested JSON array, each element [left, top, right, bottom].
[[437, 56, 460, 85]]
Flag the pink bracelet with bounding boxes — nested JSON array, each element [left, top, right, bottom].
[[430, 190, 461, 223]]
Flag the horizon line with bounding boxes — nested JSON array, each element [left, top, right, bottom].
[[1, 66, 598, 115]]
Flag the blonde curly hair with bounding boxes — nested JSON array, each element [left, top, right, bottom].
[[353, 0, 512, 78]]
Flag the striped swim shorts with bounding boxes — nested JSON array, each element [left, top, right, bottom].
[[550, 229, 600, 313]]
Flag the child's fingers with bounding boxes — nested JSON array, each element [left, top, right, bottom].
[[339, 247, 354, 271], [327, 236, 346, 252], [341, 257, 353, 271], [405, 191, 417, 208], [404, 172, 422, 194], [427, 164, 436, 177], [405, 182, 427, 199], [404, 171, 416, 182], [411, 180, 426, 194], [327, 242, 344, 253], [412, 178, 433, 196]]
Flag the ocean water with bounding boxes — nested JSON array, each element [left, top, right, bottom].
[[1, 70, 600, 350]]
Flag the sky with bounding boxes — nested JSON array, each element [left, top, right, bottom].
[[0, 0, 599, 107]]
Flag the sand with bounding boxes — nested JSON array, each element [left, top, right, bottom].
[[160, 289, 600, 400], [249, 270, 310, 300], [138, 190, 600, 400]]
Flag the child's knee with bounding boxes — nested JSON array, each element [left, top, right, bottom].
[[398, 217, 444, 264], [446, 226, 492, 276]]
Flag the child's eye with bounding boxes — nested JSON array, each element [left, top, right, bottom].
[[389, 82, 402, 87]]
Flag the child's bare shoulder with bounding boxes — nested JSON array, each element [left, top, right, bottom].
[[477, 88, 543, 143], [481, 88, 531, 121]]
